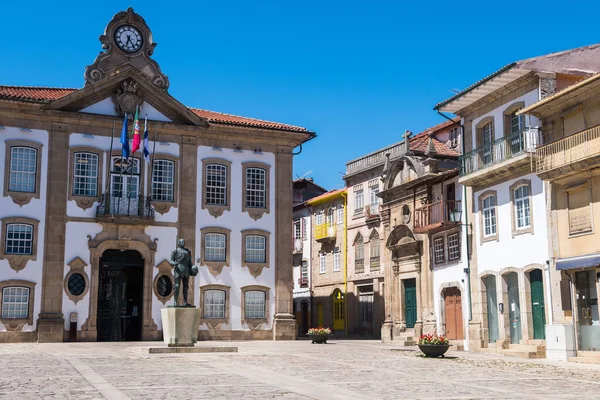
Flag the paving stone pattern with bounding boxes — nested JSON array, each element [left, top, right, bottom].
[[0, 340, 599, 399]]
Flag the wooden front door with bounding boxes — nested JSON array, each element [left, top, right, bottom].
[[530, 269, 546, 340], [333, 290, 345, 331], [404, 279, 417, 328], [444, 287, 464, 340]]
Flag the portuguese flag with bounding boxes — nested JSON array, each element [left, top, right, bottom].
[[131, 106, 141, 154]]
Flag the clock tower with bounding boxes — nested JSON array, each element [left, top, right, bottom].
[[84, 7, 170, 91]]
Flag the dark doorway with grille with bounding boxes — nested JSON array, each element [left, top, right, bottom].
[[97, 249, 144, 342]]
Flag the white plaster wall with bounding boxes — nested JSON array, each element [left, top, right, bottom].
[[0, 127, 49, 332], [81, 98, 173, 123], [474, 173, 548, 273], [67, 133, 180, 223], [293, 208, 311, 299], [195, 146, 276, 331]]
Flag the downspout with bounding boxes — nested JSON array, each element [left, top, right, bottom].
[[341, 192, 348, 336], [437, 111, 473, 322]]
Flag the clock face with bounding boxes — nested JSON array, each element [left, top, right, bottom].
[[114, 25, 143, 53]]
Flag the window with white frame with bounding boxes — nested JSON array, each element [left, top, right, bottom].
[[9, 147, 37, 193], [244, 290, 266, 319], [152, 159, 175, 201], [370, 231, 380, 267], [514, 185, 531, 229], [482, 122, 493, 165], [5, 224, 33, 255], [204, 233, 226, 262], [319, 254, 326, 273], [355, 233, 364, 269], [245, 235, 266, 263], [327, 208, 335, 225], [333, 247, 341, 272], [203, 289, 226, 319], [293, 218, 302, 240], [205, 164, 228, 205], [434, 237, 445, 263], [354, 186, 364, 213], [2, 287, 29, 319], [302, 218, 307, 240], [482, 195, 497, 236], [448, 233, 459, 260], [316, 211, 324, 225], [337, 205, 344, 225], [73, 152, 99, 196], [245, 167, 266, 208], [368, 180, 379, 213], [301, 260, 308, 279]]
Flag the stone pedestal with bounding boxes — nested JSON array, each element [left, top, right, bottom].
[[161, 307, 200, 347], [381, 320, 393, 343], [273, 313, 296, 340]]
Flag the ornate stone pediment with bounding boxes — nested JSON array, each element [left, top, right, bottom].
[[113, 80, 145, 116], [87, 224, 158, 251]]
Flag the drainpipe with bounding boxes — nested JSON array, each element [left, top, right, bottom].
[[341, 192, 348, 336], [437, 111, 473, 322], [546, 260, 554, 325]]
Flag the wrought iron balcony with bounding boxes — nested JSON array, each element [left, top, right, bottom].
[[414, 200, 461, 233], [293, 238, 303, 254], [315, 223, 336, 242], [96, 192, 155, 223], [535, 124, 600, 180], [298, 277, 309, 288], [459, 128, 541, 185], [365, 204, 380, 222]]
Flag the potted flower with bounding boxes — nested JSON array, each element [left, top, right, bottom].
[[307, 327, 331, 344], [417, 334, 450, 358]]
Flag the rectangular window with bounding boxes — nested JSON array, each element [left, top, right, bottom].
[[337, 206, 344, 225], [334, 247, 341, 272], [244, 290, 266, 319], [434, 237, 445, 263], [245, 235, 266, 263], [369, 180, 379, 207], [514, 185, 531, 229], [448, 233, 459, 260], [152, 159, 175, 201], [5, 224, 33, 255], [246, 167, 266, 208], [301, 261, 308, 279], [482, 123, 493, 165], [73, 152, 98, 196], [203, 290, 226, 319], [567, 184, 592, 234], [9, 147, 37, 193], [1, 287, 29, 319], [205, 233, 226, 262], [354, 186, 364, 213], [205, 164, 227, 205], [293, 219, 302, 240], [316, 211, 324, 225], [483, 196, 497, 237], [302, 218, 307, 240], [327, 208, 335, 225], [319, 254, 326, 274]]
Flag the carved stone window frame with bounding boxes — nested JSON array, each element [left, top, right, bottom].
[[153, 259, 174, 305], [241, 285, 270, 329], [200, 227, 231, 277], [199, 284, 230, 328], [201, 158, 231, 218], [510, 179, 534, 237], [108, 150, 146, 196], [478, 190, 499, 244], [4, 140, 43, 207], [68, 146, 104, 211], [148, 153, 179, 215], [0, 279, 36, 331], [0, 217, 39, 272], [241, 229, 271, 278], [242, 161, 271, 220], [64, 256, 90, 304]]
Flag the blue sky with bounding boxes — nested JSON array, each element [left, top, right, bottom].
[[0, 1, 597, 190]]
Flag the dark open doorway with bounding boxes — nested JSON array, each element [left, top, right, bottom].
[[97, 249, 144, 341]]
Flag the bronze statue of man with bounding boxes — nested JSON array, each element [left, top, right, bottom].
[[170, 238, 193, 307]]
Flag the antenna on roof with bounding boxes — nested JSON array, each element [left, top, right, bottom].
[[297, 170, 313, 180], [451, 89, 461, 93]]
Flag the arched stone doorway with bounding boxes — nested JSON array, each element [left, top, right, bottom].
[[97, 250, 144, 341]]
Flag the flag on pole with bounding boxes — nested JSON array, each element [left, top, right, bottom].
[[143, 115, 150, 163], [120, 113, 129, 159], [131, 106, 141, 153]]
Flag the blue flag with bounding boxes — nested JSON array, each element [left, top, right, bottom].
[[143, 115, 150, 163], [120, 113, 129, 159]]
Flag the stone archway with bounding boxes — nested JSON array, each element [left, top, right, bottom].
[[80, 224, 159, 341]]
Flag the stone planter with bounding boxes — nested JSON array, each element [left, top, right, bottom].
[[309, 334, 329, 344], [418, 344, 450, 358]]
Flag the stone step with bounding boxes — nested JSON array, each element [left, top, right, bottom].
[[568, 356, 600, 364], [509, 344, 540, 352], [449, 340, 464, 351], [524, 339, 546, 346], [502, 349, 539, 359], [577, 351, 600, 359]]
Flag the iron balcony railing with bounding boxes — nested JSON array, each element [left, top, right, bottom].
[[96, 192, 155, 220], [298, 277, 309, 287], [293, 238, 303, 253], [365, 204, 380, 221], [535, 124, 600, 174], [414, 200, 461, 231], [459, 127, 541, 177]]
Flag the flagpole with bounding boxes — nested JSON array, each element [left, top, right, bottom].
[[127, 107, 139, 216], [119, 113, 128, 215], [106, 121, 115, 201], [150, 126, 157, 187]]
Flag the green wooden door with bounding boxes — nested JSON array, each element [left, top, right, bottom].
[[404, 279, 417, 328], [530, 269, 546, 340]]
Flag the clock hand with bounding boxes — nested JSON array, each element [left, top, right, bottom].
[[126, 35, 133, 45]]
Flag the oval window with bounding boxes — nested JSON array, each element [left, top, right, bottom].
[[68, 273, 86, 296]]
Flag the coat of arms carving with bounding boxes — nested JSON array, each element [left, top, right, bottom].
[[113, 80, 144, 116]]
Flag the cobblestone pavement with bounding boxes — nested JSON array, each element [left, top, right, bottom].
[[1, 340, 599, 399]]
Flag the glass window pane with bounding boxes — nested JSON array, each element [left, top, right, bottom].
[[206, 164, 227, 206], [9, 147, 37, 193], [245, 168, 266, 208], [73, 152, 98, 196], [152, 160, 175, 201], [245, 235, 266, 263], [244, 290, 266, 319], [2, 287, 29, 319]]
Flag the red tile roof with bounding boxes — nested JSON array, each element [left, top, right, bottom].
[[0, 85, 309, 132], [409, 117, 460, 157]]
